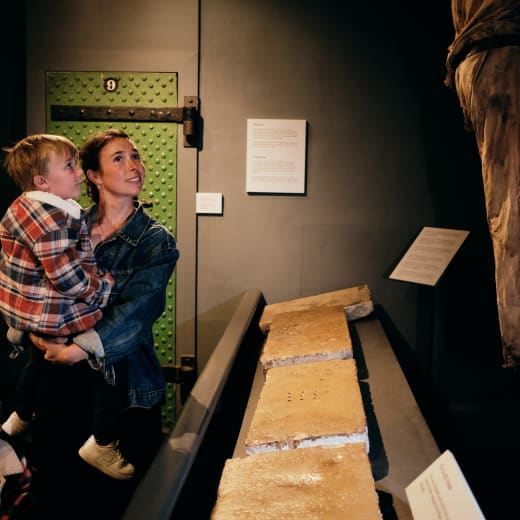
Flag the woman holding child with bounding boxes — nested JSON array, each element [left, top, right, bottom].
[[29, 128, 179, 517]]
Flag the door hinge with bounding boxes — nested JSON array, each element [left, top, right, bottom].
[[50, 96, 201, 148], [162, 355, 198, 404]]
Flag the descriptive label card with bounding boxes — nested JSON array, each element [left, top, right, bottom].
[[389, 227, 469, 286], [406, 450, 485, 520], [196, 192, 223, 215], [246, 118, 306, 194]]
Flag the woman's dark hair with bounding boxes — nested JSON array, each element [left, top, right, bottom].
[[80, 128, 129, 203]]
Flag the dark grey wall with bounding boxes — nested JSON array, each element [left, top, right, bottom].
[[197, 0, 499, 380], [198, 2, 432, 349], [0, 2, 26, 177]]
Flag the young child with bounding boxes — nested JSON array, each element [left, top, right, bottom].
[[0, 134, 134, 480]]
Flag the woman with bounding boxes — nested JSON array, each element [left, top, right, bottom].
[[29, 129, 179, 515]]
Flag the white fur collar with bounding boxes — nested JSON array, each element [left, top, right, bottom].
[[25, 191, 82, 219]]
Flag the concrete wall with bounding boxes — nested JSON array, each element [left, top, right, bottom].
[[196, 0, 498, 373]]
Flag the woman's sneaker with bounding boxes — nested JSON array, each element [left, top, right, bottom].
[[0, 411, 32, 436], [78, 435, 135, 480]]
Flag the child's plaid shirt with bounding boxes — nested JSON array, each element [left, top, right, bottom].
[[0, 192, 113, 337]]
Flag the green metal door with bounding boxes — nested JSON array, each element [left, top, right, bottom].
[[46, 71, 178, 428]]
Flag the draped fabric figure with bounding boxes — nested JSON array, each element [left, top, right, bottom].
[[446, 0, 520, 368]]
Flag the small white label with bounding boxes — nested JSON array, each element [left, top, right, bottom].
[[406, 450, 485, 520], [196, 192, 223, 214]]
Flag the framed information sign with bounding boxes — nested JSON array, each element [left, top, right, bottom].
[[246, 119, 307, 194]]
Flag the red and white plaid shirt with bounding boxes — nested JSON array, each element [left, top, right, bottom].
[[0, 192, 113, 337]]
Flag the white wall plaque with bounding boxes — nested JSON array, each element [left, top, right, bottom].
[[246, 118, 307, 194], [196, 192, 223, 214]]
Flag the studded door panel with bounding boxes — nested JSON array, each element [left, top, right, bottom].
[[46, 71, 178, 427]]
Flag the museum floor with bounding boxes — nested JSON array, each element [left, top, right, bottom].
[[433, 350, 520, 519], [387, 323, 520, 520]]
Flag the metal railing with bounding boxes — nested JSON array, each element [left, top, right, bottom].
[[122, 289, 266, 520]]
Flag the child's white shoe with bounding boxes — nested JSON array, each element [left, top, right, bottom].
[[0, 411, 31, 436]]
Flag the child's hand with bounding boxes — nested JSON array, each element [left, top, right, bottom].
[[100, 270, 115, 286]]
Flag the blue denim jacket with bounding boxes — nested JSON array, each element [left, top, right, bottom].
[[74, 201, 179, 408]]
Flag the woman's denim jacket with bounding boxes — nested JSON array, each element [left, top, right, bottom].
[[74, 202, 179, 408]]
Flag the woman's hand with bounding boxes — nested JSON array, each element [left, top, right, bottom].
[[44, 344, 88, 365], [29, 333, 67, 351], [28, 333, 88, 365]]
